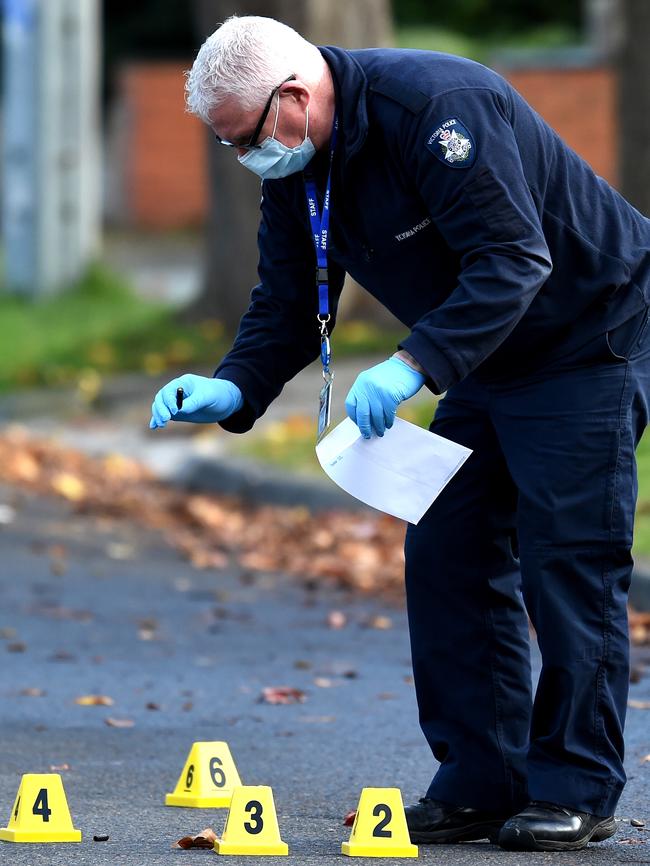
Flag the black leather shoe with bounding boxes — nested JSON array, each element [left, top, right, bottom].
[[498, 801, 617, 851], [404, 797, 511, 844]]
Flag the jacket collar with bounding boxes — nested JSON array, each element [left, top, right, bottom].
[[318, 46, 368, 164]]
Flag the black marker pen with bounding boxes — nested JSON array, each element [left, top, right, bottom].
[[176, 388, 184, 410]]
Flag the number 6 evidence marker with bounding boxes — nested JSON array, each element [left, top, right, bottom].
[[166, 741, 242, 808]]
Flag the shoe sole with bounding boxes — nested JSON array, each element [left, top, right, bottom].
[[498, 817, 617, 851], [409, 820, 506, 844]]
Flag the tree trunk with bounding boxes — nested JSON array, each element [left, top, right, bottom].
[[187, 0, 394, 330], [618, 0, 650, 215]]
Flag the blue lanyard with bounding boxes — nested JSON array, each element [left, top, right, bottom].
[[304, 116, 338, 371]]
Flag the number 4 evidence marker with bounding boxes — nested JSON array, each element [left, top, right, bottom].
[[0, 774, 81, 843]]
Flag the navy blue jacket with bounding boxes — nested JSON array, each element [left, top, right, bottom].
[[216, 47, 650, 433]]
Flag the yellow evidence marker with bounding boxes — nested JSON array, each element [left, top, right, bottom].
[[342, 788, 418, 858], [166, 741, 242, 808], [0, 774, 82, 843], [214, 785, 288, 855]]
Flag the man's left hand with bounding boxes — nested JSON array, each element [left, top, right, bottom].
[[345, 356, 426, 439]]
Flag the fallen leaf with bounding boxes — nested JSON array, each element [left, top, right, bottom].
[[0, 627, 17, 640], [51, 472, 86, 502], [327, 610, 347, 629], [313, 677, 333, 688], [628, 700, 650, 709], [13, 451, 39, 482], [0, 504, 16, 524], [293, 659, 311, 670], [104, 717, 134, 728], [344, 811, 357, 827], [404, 675, 414, 685], [49, 763, 70, 771], [367, 615, 393, 630], [146, 702, 160, 711], [174, 828, 217, 849], [630, 665, 645, 683], [105, 542, 135, 560], [75, 695, 114, 707], [49, 650, 75, 662], [618, 838, 647, 844], [182, 701, 194, 712], [7, 642, 26, 653], [260, 686, 306, 705], [631, 818, 646, 828], [20, 687, 45, 697], [377, 692, 395, 700]]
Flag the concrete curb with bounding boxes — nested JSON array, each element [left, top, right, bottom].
[[172, 453, 372, 514]]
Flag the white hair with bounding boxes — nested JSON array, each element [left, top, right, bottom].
[[185, 15, 324, 123]]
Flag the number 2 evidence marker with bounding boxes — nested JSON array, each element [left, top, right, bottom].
[[342, 788, 417, 857]]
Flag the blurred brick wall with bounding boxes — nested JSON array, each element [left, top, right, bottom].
[[114, 61, 616, 228], [119, 62, 208, 229], [505, 66, 617, 186]]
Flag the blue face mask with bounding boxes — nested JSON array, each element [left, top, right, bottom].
[[238, 98, 315, 180]]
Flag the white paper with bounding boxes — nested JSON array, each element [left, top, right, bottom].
[[315, 416, 472, 524]]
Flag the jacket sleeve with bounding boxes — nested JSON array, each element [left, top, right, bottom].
[[398, 87, 553, 393], [214, 178, 345, 433]]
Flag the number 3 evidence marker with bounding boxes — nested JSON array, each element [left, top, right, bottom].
[[165, 741, 242, 808], [342, 788, 418, 857], [214, 786, 288, 856], [0, 774, 81, 843]]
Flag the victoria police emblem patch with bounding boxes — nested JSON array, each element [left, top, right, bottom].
[[426, 117, 476, 168]]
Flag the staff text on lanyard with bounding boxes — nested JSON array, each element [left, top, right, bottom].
[[304, 116, 338, 441]]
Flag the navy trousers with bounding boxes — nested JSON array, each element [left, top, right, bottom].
[[404, 309, 650, 817]]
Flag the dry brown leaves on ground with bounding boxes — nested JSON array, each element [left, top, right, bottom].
[[629, 609, 650, 645], [0, 427, 405, 598], [173, 828, 217, 849], [3, 428, 650, 634], [75, 694, 114, 707], [260, 686, 306, 705]]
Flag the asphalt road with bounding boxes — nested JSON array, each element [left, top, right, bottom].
[[1, 485, 649, 865]]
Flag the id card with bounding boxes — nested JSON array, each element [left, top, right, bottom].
[[317, 373, 334, 442]]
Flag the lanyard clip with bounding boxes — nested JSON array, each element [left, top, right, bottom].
[[320, 331, 331, 370], [316, 265, 328, 285]]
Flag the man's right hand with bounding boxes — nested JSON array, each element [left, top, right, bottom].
[[149, 375, 243, 429]]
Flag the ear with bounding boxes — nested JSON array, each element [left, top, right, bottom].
[[279, 80, 310, 108]]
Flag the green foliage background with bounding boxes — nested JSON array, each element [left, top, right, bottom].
[[393, 0, 580, 34]]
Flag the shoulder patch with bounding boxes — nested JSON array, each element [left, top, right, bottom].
[[426, 117, 476, 168]]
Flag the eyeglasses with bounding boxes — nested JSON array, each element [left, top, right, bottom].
[[214, 74, 297, 149]]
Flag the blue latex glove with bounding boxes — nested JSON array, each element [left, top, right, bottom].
[[345, 356, 426, 439], [150, 375, 243, 429]]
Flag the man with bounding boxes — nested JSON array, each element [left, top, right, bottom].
[[150, 15, 650, 852]]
